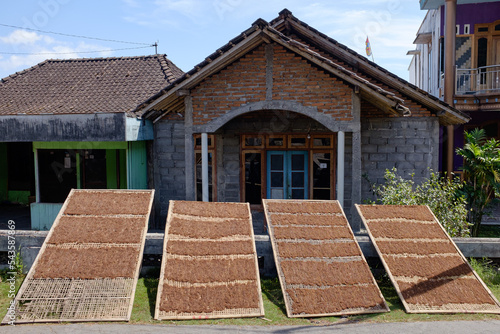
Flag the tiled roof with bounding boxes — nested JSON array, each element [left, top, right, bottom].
[[0, 55, 183, 116], [270, 9, 469, 124], [139, 9, 468, 125]]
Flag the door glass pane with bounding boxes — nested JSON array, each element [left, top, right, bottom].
[[271, 172, 284, 187], [313, 152, 331, 200], [291, 189, 304, 199], [271, 188, 284, 199], [291, 154, 305, 171], [291, 172, 304, 187], [270, 154, 284, 170], [244, 152, 261, 204]]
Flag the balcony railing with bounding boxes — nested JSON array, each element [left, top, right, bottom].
[[456, 64, 500, 95]]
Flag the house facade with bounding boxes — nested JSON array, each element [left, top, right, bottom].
[[0, 55, 182, 229], [138, 10, 469, 231], [0, 10, 470, 231], [408, 0, 500, 172]]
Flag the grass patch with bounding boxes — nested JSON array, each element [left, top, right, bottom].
[[1, 261, 499, 326]]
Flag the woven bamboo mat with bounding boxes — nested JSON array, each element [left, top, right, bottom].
[[356, 204, 500, 314], [2, 189, 154, 324], [155, 200, 264, 320], [263, 199, 389, 318]]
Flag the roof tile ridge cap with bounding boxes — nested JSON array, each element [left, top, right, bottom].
[[155, 54, 172, 82]]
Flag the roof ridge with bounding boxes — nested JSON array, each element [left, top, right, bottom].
[[1, 54, 169, 83], [154, 54, 184, 84], [1, 59, 51, 83], [45, 54, 166, 63]]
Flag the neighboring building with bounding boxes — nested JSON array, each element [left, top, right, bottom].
[[0, 55, 183, 229], [408, 0, 500, 172], [137, 9, 469, 231]]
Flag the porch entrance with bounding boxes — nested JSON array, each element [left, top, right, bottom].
[[241, 133, 335, 205], [267, 151, 308, 199]]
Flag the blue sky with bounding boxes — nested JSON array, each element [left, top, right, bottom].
[[0, 0, 426, 80]]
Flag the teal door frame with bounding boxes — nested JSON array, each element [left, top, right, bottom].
[[267, 151, 308, 199]]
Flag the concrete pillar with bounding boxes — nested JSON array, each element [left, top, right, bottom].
[[337, 131, 345, 207], [351, 131, 362, 232], [201, 132, 209, 202], [184, 96, 195, 201], [351, 91, 362, 232], [444, 0, 457, 177]]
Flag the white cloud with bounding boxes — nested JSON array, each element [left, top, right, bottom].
[[122, 0, 212, 27], [0, 32, 113, 78], [0, 30, 54, 45], [122, 0, 141, 7]]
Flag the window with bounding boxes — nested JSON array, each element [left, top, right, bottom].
[[268, 136, 285, 148], [242, 135, 264, 149], [311, 135, 333, 148], [288, 135, 308, 148], [311, 152, 332, 200], [194, 135, 214, 148], [477, 38, 488, 84]]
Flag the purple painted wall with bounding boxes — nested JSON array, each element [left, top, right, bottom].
[[440, 2, 500, 36]]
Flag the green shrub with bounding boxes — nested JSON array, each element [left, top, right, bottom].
[[456, 129, 500, 237], [371, 168, 470, 237]]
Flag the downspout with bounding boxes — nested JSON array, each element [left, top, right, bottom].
[[444, 0, 456, 177], [337, 131, 345, 207]]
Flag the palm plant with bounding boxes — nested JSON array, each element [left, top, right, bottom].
[[456, 129, 500, 237]]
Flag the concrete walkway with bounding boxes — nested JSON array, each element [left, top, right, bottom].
[[1, 321, 500, 334]]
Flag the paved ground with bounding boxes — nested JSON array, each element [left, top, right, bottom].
[[1, 321, 500, 334]]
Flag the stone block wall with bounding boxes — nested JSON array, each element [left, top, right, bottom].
[[361, 117, 440, 203], [152, 119, 186, 229], [216, 133, 240, 203]]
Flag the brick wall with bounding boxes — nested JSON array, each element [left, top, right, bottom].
[[190, 42, 354, 126], [272, 44, 353, 121], [191, 44, 267, 126]]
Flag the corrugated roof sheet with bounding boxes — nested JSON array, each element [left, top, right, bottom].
[[0, 55, 183, 116]]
